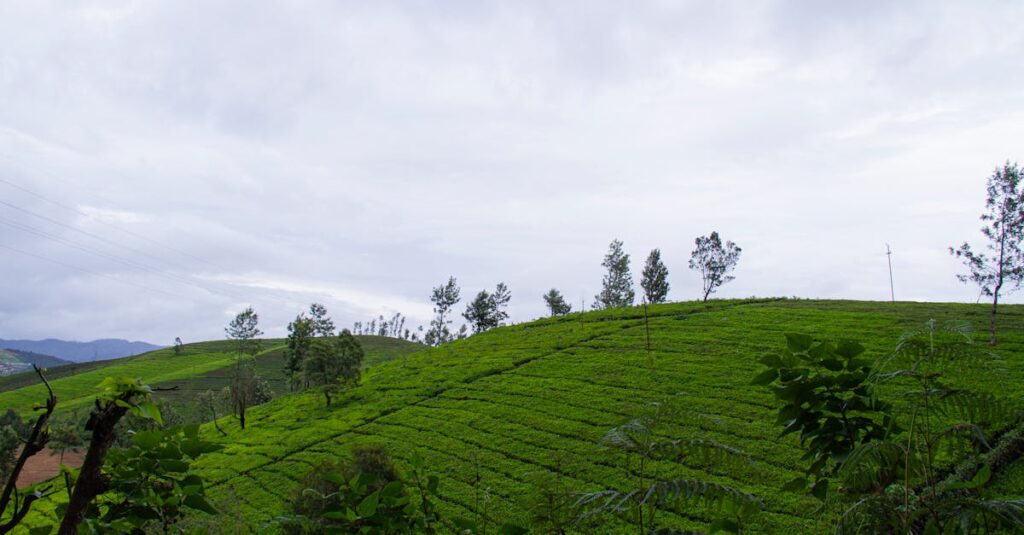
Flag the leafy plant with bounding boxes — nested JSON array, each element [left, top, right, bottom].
[[73, 425, 221, 534], [576, 400, 760, 534], [757, 321, 1024, 534], [751, 333, 898, 502]]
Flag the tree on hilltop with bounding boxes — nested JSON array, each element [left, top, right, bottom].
[[308, 302, 335, 338], [463, 282, 512, 334], [640, 248, 670, 304], [425, 277, 461, 346], [689, 232, 741, 302], [594, 239, 635, 309], [543, 288, 572, 316], [951, 161, 1024, 345], [226, 306, 263, 356]]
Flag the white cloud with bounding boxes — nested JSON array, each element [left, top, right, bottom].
[[1, 1, 1023, 342]]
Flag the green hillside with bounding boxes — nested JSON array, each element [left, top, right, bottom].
[[13, 300, 1024, 533], [0, 336, 423, 417]]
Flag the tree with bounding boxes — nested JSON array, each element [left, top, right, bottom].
[[688, 232, 741, 302], [492, 282, 511, 326], [462, 282, 512, 334], [173, 337, 184, 356], [308, 303, 335, 338], [229, 356, 271, 430], [48, 420, 84, 465], [464, 290, 495, 334], [284, 314, 314, 389], [543, 289, 572, 316], [225, 306, 263, 356], [950, 162, 1024, 346], [303, 331, 363, 406], [594, 239, 635, 309], [425, 277, 460, 346], [640, 249, 670, 304]]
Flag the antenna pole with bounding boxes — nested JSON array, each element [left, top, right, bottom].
[[886, 243, 895, 303]]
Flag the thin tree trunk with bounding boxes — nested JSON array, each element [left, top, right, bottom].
[[58, 402, 129, 535], [990, 287, 1000, 346]]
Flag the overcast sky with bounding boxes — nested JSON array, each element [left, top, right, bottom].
[[1, 1, 1023, 344]]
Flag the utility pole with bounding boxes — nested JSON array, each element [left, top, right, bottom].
[[886, 243, 895, 303]]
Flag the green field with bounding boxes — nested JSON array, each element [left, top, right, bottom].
[[11, 299, 1024, 533], [0, 336, 423, 417]]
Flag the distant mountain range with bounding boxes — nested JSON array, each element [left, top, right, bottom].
[[0, 338, 163, 363]]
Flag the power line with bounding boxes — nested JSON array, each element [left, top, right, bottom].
[[0, 242, 178, 298], [0, 160, 231, 273], [0, 170, 351, 315], [0, 176, 232, 270], [0, 216, 250, 301]]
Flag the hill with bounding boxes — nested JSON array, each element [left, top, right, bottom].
[[0, 338, 163, 363], [0, 336, 424, 417], [13, 300, 1024, 533], [0, 348, 70, 376]]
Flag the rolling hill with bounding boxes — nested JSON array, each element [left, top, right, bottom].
[[11, 300, 1024, 533], [0, 336, 424, 417]]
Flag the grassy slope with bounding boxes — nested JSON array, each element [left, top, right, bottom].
[[14, 300, 1024, 533], [93, 299, 1022, 534], [0, 336, 422, 417]]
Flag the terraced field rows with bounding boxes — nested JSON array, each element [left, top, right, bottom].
[[16, 300, 1024, 533]]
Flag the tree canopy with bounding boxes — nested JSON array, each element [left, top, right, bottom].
[[951, 161, 1024, 345], [689, 232, 741, 302], [594, 239, 635, 309], [640, 248, 670, 304]]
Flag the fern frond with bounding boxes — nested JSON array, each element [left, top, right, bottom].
[[599, 419, 649, 451], [575, 479, 760, 519], [651, 438, 754, 471], [932, 389, 1019, 425], [835, 494, 903, 535], [932, 497, 1024, 533], [835, 440, 907, 493], [933, 422, 992, 453]]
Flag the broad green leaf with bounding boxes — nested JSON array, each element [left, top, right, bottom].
[[785, 333, 813, 353], [751, 369, 778, 386], [357, 490, 379, 518]]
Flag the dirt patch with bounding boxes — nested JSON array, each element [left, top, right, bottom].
[[15, 446, 85, 488]]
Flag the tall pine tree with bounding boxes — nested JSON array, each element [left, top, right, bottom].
[[594, 239, 635, 309], [543, 289, 572, 316], [640, 248, 670, 304]]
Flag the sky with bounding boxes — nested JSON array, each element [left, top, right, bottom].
[[1, 1, 1023, 344]]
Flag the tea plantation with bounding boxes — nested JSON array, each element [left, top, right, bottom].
[[12, 299, 1024, 533]]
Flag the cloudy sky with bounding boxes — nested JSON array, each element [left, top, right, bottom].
[[1, 1, 1022, 343]]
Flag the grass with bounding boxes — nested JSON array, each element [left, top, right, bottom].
[[0, 336, 423, 417], [11, 299, 1024, 533]]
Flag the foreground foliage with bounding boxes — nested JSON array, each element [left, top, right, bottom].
[[758, 321, 1024, 533]]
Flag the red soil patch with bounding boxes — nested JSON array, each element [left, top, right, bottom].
[[15, 446, 85, 488]]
